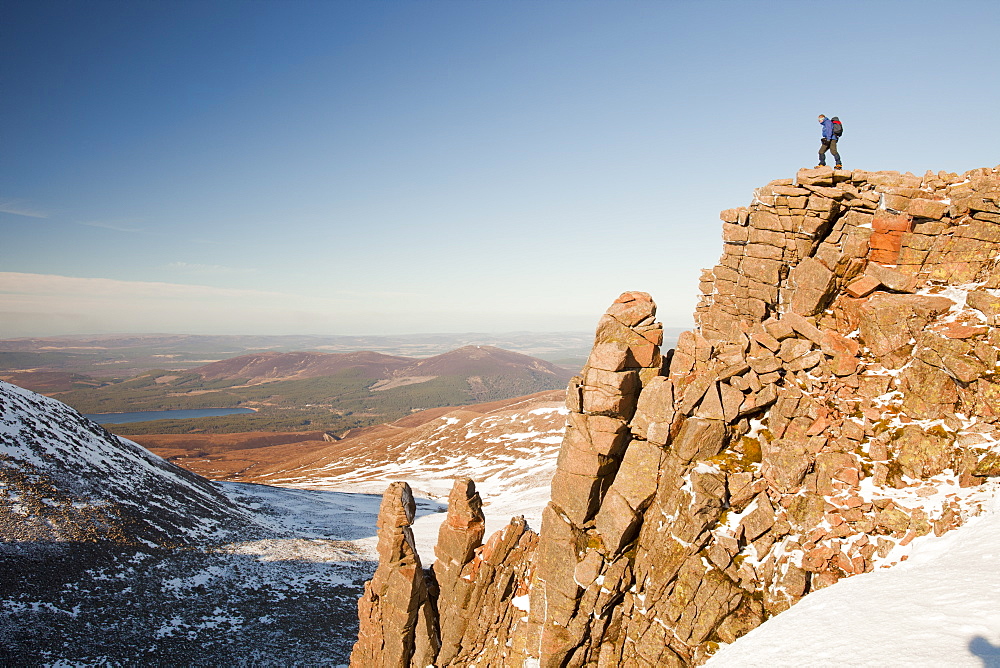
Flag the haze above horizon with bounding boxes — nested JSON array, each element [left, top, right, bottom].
[[3, 0, 998, 338]]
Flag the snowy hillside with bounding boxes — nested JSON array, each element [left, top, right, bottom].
[[257, 392, 568, 559], [0, 380, 252, 545], [0, 380, 388, 664], [708, 489, 1000, 667], [0, 480, 383, 664]]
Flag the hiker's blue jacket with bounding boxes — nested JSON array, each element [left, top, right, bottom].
[[820, 118, 836, 141]]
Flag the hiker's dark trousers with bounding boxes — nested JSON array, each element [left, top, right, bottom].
[[819, 139, 841, 167]]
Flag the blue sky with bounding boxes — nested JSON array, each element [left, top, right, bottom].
[[2, 0, 998, 338]]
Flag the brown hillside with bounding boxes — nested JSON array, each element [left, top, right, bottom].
[[137, 389, 566, 483], [0, 371, 95, 393], [182, 345, 575, 409], [191, 350, 412, 383], [189, 346, 574, 388], [249, 389, 567, 490], [400, 345, 572, 379]]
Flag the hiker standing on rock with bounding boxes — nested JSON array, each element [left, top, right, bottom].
[[816, 114, 843, 169]]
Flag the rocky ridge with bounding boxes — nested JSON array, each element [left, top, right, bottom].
[[350, 165, 1000, 666]]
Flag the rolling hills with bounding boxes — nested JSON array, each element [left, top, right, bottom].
[[0, 331, 604, 383], [45, 345, 576, 436]]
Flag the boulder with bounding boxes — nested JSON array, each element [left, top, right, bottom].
[[873, 210, 915, 233], [916, 333, 985, 383], [761, 438, 813, 492], [845, 275, 881, 298], [797, 168, 835, 187], [631, 376, 675, 444], [565, 413, 630, 458], [865, 263, 918, 293], [549, 469, 607, 526], [974, 452, 1000, 477], [908, 198, 949, 219], [876, 507, 911, 534], [608, 438, 662, 512], [788, 257, 837, 316], [782, 312, 825, 346], [581, 368, 641, 418], [591, 316, 658, 369], [967, 290, 1000, 325], [892, 424, 954, 479], [739, 493, 775, 542], [672, 418, 729, 463], [594, 490, 642, 555], [858, 293, 955, 358], [607, 291, 657, 327]]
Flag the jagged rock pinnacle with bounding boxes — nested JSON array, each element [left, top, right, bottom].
[[352, 165, 1000, 666], [350, 481, 439, 668]]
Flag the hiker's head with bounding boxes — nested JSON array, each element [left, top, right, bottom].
[[818, 114, 826, 122]]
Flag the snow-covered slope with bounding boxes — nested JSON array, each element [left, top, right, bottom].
[[0, 380, 386, 664], [256, 392, 567, 559], [0, 480, 381, 665], [708, 488, 1000, 667], [0, 380, 252, 546]]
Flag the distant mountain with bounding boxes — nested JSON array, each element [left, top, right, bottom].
[[0, 371, 98, 393], [192, 350, 413, 383], [398, 344, 565, 377], [0, 331, 612, 382], [42, 345, 576, 436], [190, 345, 573, 391]]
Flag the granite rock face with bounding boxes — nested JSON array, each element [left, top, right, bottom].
[[432, 478, 485, 664], [351, 165, 1000, 666], [351, 481, 439, 668]]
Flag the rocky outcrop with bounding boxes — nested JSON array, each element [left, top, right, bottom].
[[351, 165, 1000, 666], [436, 515, 537, 665], [351, 481, 439, 667], [527, 291, 664, 664], [351, 478, 539, 668], [433, 478, 486, 663]]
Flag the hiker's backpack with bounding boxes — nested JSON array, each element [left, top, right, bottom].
[[831, 117, 844, 137]]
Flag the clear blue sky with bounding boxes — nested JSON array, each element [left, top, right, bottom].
[[3, 0, 998, 338]]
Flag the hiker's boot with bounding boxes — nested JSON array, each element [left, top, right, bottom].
[[835, 164, 843, 169], [815, 164, 825, 169]]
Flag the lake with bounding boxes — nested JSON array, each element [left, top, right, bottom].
[[83, 407, 256, 424]]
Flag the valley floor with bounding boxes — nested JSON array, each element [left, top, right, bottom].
[[0, 483, 446, 666]]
